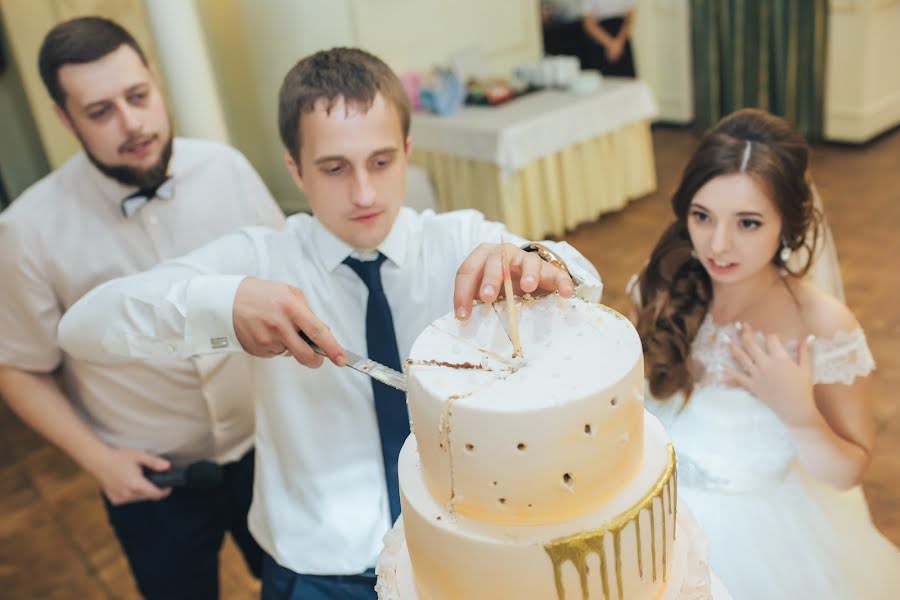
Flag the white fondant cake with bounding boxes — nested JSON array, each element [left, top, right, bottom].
[[377, 294, 714, 599]]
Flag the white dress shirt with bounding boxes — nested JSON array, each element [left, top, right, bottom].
[[57, 207, 600, 574], [0, 138, 284, 465], [582, 0, 635, 19]]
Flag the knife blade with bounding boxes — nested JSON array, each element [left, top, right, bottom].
[[298, 331, 407, 392]]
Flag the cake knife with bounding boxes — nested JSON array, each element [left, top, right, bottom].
[[298, 331, 407, 392]]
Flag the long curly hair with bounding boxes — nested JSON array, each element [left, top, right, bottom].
[[636, 109, 821, 400]]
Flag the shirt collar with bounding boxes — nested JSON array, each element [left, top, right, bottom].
[[314, 208, 411, 272], [84, 138, 179, 213]]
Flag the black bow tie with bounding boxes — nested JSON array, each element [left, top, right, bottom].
[[121, 176, 174, 218]]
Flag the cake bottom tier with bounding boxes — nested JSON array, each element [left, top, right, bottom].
[[376, 507, 729, 600], [393, 413, 694, 600]]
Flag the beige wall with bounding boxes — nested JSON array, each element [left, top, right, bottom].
[[620, 0, 900, 139], [0, 11, 50, 200], [6, 0, 897, 208], [2, 0, 543, 211], [825, 0, 900, 142], [631, 0, 693, 123], [349, 0, 541, 75], [196, 0, 542, 213], [0, 0, 162, 169], [195, 0, 356, 213]]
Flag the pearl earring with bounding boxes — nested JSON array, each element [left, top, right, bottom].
[[779, 242, 793, 263], [690, 248, 698, 259]]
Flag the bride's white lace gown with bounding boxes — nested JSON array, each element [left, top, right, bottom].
[[645, 315, 900, 599]]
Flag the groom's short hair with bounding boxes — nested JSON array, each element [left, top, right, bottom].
[[277, 47, 411, 161]]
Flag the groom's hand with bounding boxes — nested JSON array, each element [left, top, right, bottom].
[[233, 277, 346, 367], [453, 243, 574, 320]]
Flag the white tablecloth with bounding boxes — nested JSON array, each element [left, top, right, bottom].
[[410, 78, 659, 172]]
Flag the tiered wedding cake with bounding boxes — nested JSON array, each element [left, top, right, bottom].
[[377, 293, 714, 600]]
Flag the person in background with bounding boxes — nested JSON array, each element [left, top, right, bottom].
[[582, 0, 637, 77], [56, 46, 599, 599], [541, 0, 589, 65], [0, 16, 285, 600], [631, 108, 900, 598]]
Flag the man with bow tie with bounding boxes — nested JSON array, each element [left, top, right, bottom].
[[0, 16, 284, 600]]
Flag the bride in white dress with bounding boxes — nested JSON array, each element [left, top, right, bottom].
[[629, 108, 900, 599]]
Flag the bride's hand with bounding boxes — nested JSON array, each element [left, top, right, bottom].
[[722, 323, 817, 428]]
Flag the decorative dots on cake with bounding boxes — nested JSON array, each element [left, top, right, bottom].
[[562, 473, 575, 491], [492, 480, 498, 487], [610, 396, 618, 407], [584, 423, 592, 435], [464, 443, 475, 453], [498, 497, 507, 506], [516, 442, 527, 451]]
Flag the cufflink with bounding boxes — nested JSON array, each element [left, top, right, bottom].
[[210, 337, 229, 349]]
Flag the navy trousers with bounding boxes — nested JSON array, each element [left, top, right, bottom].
[[261, 553, 378, 600], [104, 449, 262, 600]]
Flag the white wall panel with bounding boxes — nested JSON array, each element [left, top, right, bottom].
[[825, 0, 900, 141], [631, 0, 693, 123]]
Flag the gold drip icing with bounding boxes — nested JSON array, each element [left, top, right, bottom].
[[635, 513, 643, 579], [599, 534, 610, 599], [599, 304, 629, 321], [666, 476, 672, 514], [613, 529, 623, 599], [437, 373, 516, 512], [426, 323, 520, 368], [649, 498, 656, 582], [438, 403, 452, 453], [445, 406, 457, 510], [660, 493, 667, 582], [673, 466, 678, 540], [417, 325, 513, 512], [544, 444, 676, 599]]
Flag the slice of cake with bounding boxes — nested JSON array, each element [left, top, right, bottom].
[[377, 293, 717, 600]]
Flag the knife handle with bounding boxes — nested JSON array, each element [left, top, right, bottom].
[[297, 330, 326, 357]]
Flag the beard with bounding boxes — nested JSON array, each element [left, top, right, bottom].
[[83, 134, 174, 190]]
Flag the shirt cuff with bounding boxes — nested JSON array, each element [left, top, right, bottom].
[[184, 275, 246, 355]]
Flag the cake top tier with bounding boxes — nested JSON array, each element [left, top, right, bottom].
[[404, 293, 647, 524], [407, 294, 641, 411]]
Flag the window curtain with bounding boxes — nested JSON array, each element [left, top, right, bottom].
[[0, 170, 8, 211], [690, 0, 829, 138]]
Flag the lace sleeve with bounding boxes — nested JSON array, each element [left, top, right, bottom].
[[812, 327, 875, 385]]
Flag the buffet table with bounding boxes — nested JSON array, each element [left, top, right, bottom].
[[409, 78, 659, 239]]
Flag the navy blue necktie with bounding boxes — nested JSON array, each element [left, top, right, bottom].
[[343, 253, 409, 521]]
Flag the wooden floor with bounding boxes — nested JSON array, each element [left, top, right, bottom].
[[1, 125, 898, 599]]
